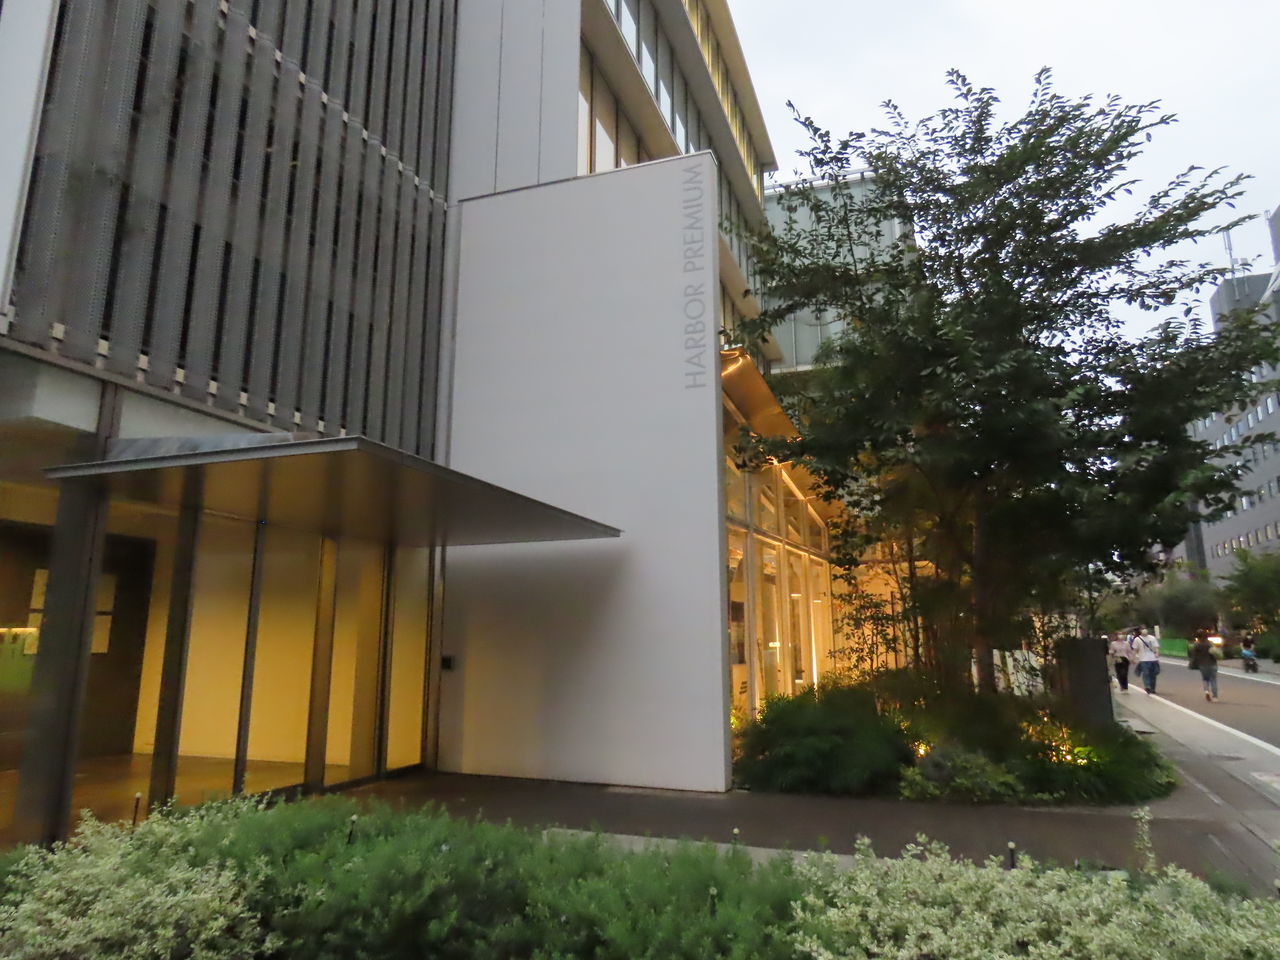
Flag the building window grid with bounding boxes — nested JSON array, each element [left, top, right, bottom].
[[607, 0, 762, 199]]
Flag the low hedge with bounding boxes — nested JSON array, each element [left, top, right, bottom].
[[2, 800, 1278, 960], [0, 798, 804, 960], [735, 677, 1176, 805]]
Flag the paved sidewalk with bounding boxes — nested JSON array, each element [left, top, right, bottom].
[[353, 759, 1280, 891]]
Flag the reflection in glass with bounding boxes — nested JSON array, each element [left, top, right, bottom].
[[786, 551, 812, 689], [386, 547, 429, 770], [67, 499, 165, 827], [0, 482, 60, 841], [753, 541, 783, 699], [244, 527, 319, 794], [726, 528, 750, 723], [326, 538, 385, 784]]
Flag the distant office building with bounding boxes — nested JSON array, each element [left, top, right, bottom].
[[762, 173, 908, 371], [1181, 211, 1280, 577], [0, 0, 845, 845]]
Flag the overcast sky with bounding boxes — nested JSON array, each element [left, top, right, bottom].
[[731, 0, 1279, 335]]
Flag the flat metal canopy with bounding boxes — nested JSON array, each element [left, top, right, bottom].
[[46, 435, 621, 547]]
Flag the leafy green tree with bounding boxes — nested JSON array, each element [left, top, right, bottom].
[[744, 71, 1280, 708], [1221, 550, 1280, 640]]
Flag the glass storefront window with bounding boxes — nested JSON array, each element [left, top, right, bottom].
[[386, 546, 429, 771], [326, 538, 386, 785], [782, 477, 806, 545], [756, 477, 778, 534], [785, 551, 812, 690], [173, 515, 256, 806], [724, 458, 746, 520], [726, 528, 749, 724], [807, 509, 825, 553], [244, 526, 320, 794], [752, 541, 783, 700], [0, 482, 60, 842], [809, 557, 831, 682]]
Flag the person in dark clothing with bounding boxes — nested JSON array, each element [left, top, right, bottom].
[[1189, 630, 1220, 702]]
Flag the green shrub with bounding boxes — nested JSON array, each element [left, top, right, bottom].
[[1010, 721, 1177, 805], [793, 838, 1280, 960], [899, 746, 1025, 804], [734, 684, 911, 795], [0, 812, 277, 960], [0, 799, 805, 960]]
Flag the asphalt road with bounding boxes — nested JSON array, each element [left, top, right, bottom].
[[1139, 660, 1280, 747]]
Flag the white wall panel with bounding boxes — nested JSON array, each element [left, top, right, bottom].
[[442, 153, 728, 791], [451, 0, 582, 200]]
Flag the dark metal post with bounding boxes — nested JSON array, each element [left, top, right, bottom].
[[303, 536, 339, 789], [12, 478, 109, 845], [147, 467, 204, 808]]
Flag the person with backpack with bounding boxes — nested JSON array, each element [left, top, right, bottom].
[[1189, 629, 1221, 702], [1132, 626, 1161, 695]]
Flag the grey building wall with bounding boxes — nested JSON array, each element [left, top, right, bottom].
[[763, 174, 903, 371], [2, 0, 457, 457], [1186, 264, 1280, 578]]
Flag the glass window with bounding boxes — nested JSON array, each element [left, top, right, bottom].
[[325, 538, 386, 784], [807, 509, 825, 554], [809, 558, 831, 682], [173, 515, 256, 806], [386, 546, 429, 770], [785, 551, 812, 690], [592, 65, 618, 172], [0, 482, 60, 841], [672, 67, 687, 148], [755, 475, 778, 533], [244, 526, 320, 794], [618, 0, 640, 54], [753, 541, 783, 701], [638, 0, 658, 91], [724, 458, 746, 520], [726, 528, 749, 724], [618, 114, 639, 167], [656, 33, 673, 125], [577, 47, 593, 175], [782, 478, 806, 545]]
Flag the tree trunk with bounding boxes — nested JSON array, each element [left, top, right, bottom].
[[971, 506, 998, 695]]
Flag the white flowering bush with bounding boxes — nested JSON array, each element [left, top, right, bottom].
[[792, 837, 1280, 960], [0, 809, 278, 960]]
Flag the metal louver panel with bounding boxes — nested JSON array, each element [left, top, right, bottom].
[[11, 0, 107, 346], [59, 0, 150, 362], [271, 80, 323, 427], [148, 0, 227, 390], [106, 0, 187, 375]]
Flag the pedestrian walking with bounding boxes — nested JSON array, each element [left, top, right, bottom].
[[1132, 626, 1160, 695], [1108, 632, 1133, 692], [1189, 629, 1220, 702]]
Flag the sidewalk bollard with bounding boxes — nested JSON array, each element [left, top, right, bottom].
[[1006, 841, 1016, 870], [131, 792, 142, 829]]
